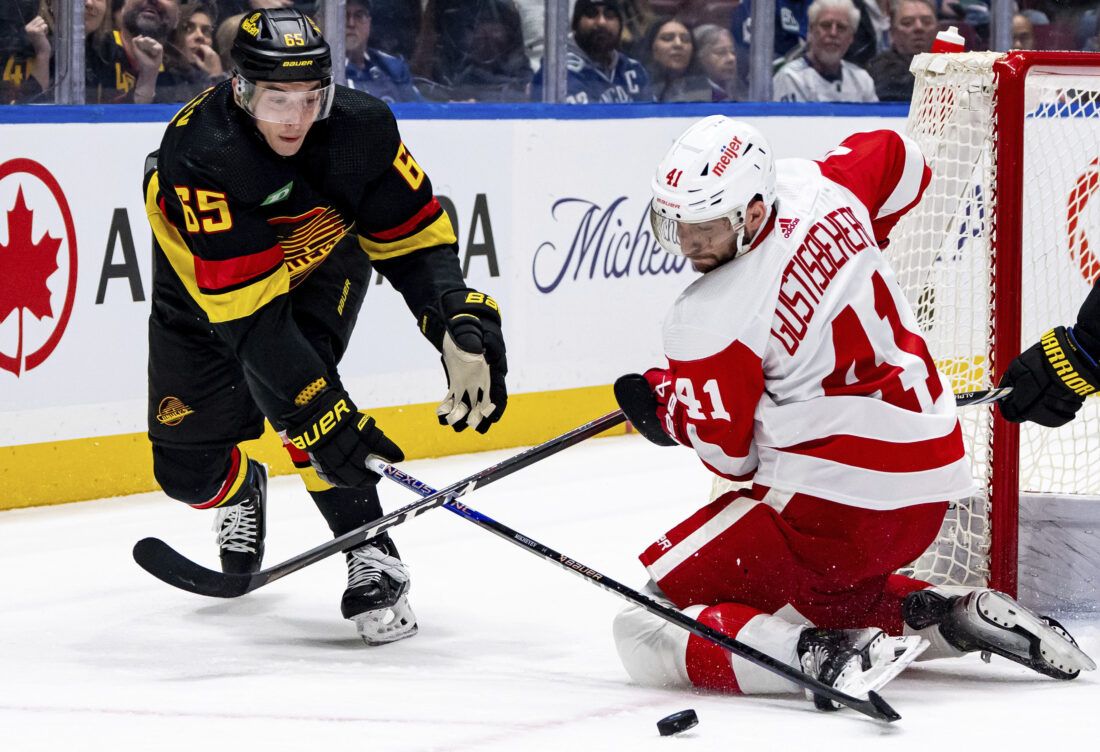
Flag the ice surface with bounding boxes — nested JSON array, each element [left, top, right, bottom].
[[2, 435, 1098, 751]]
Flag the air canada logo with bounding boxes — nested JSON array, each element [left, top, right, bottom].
[[0, 159, 78, 377], [156, 396, 195, 426]]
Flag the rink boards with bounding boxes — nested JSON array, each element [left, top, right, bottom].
[[0, 106, 905, 508]]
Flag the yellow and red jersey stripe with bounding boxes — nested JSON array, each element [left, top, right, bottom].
[[357, 197, 457, 262], [146, 171, 291, 323]]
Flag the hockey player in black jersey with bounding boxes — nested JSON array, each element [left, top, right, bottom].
[[143, 8, 507, 645], [998, 282, 1100, 427]]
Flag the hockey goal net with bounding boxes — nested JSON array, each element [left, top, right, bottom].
[[713, 51, 1100, 596]]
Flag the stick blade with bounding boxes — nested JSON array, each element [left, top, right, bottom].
[[865, 691, 901, 723], [132, 537, 252, 598]]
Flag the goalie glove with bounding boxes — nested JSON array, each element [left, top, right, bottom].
[[420, 288, 508, 434], [283, 384, 404, 488], [998, 326, 1100, 427], [614, 370, 679, 446]]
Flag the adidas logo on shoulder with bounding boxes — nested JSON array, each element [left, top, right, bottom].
[[779, 218, 800, 238]]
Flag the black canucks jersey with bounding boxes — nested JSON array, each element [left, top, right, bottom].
[[145, 80, 464, 422]]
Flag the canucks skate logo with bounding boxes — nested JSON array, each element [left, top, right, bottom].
[[156, 396, 194, 426]]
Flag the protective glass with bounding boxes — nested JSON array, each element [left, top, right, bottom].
[[235, 77, 335, 124], [649, 210, 739, 257]]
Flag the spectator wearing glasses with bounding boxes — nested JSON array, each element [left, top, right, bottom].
[[531, 0, 650, 103], [345, 0, 422, 102], [866, 0, 936, 102], [773, 0, 877, 102]]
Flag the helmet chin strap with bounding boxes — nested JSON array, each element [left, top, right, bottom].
[[732, 202, 774, 259]]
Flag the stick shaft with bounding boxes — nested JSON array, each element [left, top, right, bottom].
[[376, 463, 900, 723], [134, 410, 626, 597]]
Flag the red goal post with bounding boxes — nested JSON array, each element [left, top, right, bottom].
[[892, 50, 1100, 596]]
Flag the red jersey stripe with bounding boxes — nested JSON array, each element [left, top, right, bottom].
[[779, 423, 965, 473], [367, 198, 442, 242], [193, 245, 284, 292]]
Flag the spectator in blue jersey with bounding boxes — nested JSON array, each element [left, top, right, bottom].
[[345, 0, 423, 102], [531, 0, 650, 103], [772, 0, 877, 102], [641, 16, 711, 102], [729, 0, 810, 95]]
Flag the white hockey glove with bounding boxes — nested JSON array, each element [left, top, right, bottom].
[[439, 331, 494, 429], [419, 289, 508, 434]]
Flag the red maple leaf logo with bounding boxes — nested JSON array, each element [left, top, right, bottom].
[[0, 187, 61, 375]]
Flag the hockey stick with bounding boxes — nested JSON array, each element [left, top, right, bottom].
[[132, 410, 626, 598], [372, 462, 901, 723], [955, 386, 1011, 407]]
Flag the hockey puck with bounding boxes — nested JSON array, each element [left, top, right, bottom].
[[657, 709, 698, 736]]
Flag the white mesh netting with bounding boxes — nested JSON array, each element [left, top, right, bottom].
[[895, 53, 1100, 586], [712, 52, 1100, 589]]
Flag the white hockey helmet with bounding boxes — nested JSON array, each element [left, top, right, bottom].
[[650, 115, 776, 258]]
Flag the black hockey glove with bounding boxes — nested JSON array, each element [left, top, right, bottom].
[[998, 326, 1100, 427], [614, 372, 678, 447], [420, 288, 508, 434], [284, 386, 404, 488]]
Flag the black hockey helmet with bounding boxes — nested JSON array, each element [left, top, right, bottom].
[[231, 8, 332, 83]]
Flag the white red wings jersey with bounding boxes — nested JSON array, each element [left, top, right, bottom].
[[658, 130, 975, 509]]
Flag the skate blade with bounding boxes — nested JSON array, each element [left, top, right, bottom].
[[975, 592, 1096, 673], [350, 595, 418, 646], [838, 634, 929, 703]]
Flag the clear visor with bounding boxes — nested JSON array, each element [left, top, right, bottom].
[[650, 207, 683, 255], [235, 77, 335, 125], [649, 209, 740, 257]]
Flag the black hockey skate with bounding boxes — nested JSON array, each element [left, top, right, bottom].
[[903, 588, 1096, 680], [212, 460, 267, 575], [341, 534, 418, 646], [798, 627, 928, 711]]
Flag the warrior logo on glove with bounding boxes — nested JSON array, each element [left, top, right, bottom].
[[999, 326, 1100, 427]]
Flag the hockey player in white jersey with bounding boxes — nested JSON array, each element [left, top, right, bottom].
[[612, 116, 1094, 709]]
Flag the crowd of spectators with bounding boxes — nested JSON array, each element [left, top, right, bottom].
[[1, 0, 1099, 105]]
